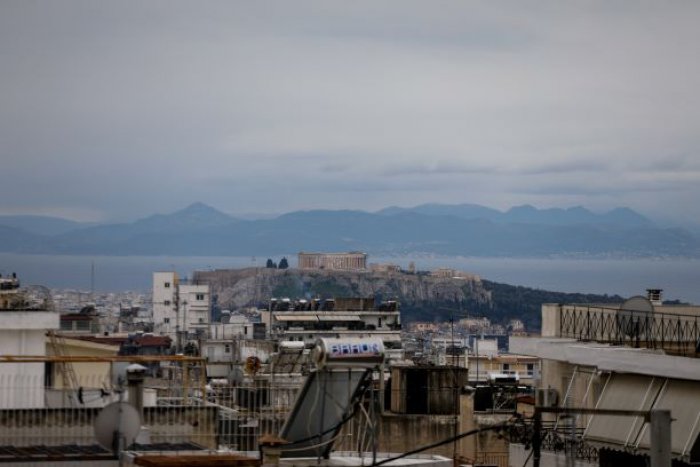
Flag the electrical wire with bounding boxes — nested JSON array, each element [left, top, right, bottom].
[[371, 421, 515, 467], [277, 432, 346, 453], [520, 447, 534, 467]]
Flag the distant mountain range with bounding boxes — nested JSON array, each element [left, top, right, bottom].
[[376, 203, 654, 227], [0, 202, 697, 258]]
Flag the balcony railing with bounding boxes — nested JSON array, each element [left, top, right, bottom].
[[559, 305, 700, 357]]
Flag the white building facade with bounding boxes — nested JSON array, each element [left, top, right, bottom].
[[152, 272, 211, 342], [0, 311, 59, 408]]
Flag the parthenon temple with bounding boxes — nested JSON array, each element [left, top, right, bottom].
[[297, 252, 368, 271]]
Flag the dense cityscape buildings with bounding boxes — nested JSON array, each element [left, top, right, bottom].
[[1, 245, 695, 467], [0, 256, 543, 465]]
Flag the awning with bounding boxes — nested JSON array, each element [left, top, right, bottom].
[[585, 374, 700, 461], [317, 315, 362, 322], [635, 379, 700, 458], [585, 374, 661, 447], [274, 314, 318, 322]]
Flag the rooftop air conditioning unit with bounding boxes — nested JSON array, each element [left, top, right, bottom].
[[536, 388, 559, 407]]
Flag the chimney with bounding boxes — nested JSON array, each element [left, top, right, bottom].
[[126, 363, 147, 415], [647, 289, 663, 307]]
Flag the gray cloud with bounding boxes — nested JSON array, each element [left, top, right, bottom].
[[0, 1, 699, 222]]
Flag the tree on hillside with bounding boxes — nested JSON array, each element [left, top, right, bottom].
[[266, 258, 277, 268], [278, 257, 289, 269]]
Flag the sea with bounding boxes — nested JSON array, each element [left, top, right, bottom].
[[0, 252, 698, 303]]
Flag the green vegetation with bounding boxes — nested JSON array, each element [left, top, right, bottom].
[[401, 281, 624, 331], [311, 278, 354, 298], [271, 275, 303, 298]]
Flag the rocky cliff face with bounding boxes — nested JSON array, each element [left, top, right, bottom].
[[193, 268, 492, 311]]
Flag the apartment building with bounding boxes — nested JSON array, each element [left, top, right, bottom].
[[152, 271, 211, 343]]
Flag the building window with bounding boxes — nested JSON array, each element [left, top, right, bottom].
[[164, 300, 171, 306], [224, 344, 231, 353], [378, 318, 382, 328], [199, 318, 204, 324], [164, 282, 170, 288], [196, 293, 205, 301], [164, 317, 170, 324], [502, 363, 510, 373], [527, 363, 534, 375]]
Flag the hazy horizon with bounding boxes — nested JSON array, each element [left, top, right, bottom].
[[2, 252, 698, 304]]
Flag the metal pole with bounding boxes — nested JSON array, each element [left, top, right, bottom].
[[475, 337, 479, 384], [650, 409, 671, 467], [533, 407, 541, 467]]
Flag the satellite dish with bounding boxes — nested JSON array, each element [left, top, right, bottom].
[[617, 296, 654, 340], [620, 296, 655, 313], [94, 401, 141, 452]]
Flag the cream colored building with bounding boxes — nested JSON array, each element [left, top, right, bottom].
[[369, 263, 401, 273], [45, 336, 120, 388], [430, 268, 480, 280]]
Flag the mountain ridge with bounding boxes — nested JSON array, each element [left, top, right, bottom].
[[0, 202, 695, 258]]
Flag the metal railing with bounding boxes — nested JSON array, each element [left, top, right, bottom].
[[559, 305, 700, 356], [508, 419, 598, 464], [0, 357, 304, 461], [472, 451, 510, 467]]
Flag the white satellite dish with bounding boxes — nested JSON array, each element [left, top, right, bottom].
[[617, 296, 654, 339], [94, 401, 141, 452]]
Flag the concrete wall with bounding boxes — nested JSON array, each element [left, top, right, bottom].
[[352, 412, 459, 458], [541, 304, 562, 337], [338, 396, 510, 463], [391, 366, 467, 415], [458, 395, 511, 466]]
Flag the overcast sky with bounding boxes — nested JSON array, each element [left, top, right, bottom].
[[1, 1, 699, 223]]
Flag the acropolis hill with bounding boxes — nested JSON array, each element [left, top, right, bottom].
[[192, 267, 491, 313], [192, 267, 627, 329]]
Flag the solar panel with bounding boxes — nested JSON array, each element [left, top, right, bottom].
[[278, 368, 372, 458]]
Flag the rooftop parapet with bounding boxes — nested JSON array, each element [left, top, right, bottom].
[[547, 300, 700, 357]]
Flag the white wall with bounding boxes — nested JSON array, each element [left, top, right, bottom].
[[0, 311, 58, 408], [152, 273, 211, 339]]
